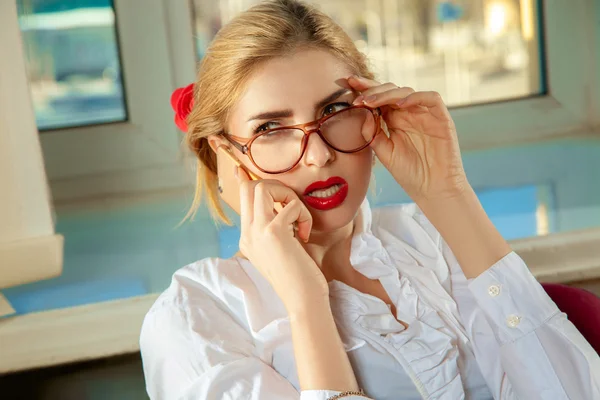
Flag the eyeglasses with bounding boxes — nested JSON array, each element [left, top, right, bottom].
[[222, 105, 381, 174]]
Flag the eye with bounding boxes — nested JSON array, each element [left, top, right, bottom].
[[253, 121, 279, 134], [323, 102, 351, 116]]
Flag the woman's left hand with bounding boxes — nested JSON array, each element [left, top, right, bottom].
[[348, 75, 470, 203]]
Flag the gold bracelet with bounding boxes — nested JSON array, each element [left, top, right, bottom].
[[326, 389, 372, 400]]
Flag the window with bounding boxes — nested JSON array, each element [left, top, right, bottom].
[[17, 0, 127, 130], [191, 0, 544, 107], [22, 0, 190, 203], [189, 0, 593, 150]]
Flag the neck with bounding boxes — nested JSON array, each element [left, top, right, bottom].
[[301, 220, 355, 282]]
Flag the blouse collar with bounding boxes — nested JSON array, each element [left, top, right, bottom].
[[331, 199, 470, 344]]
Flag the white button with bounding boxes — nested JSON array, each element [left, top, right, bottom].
[[488, 284, 501, 297], [506, 315, 521, 328]]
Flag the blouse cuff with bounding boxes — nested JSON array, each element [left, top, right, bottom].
[[301, 390, 370, 400], [467, 251, 560, 345]]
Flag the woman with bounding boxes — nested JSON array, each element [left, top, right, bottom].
[[140, 1, 600, 399]]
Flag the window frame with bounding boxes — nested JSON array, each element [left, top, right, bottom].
[[39, 0, 197, 202], [452, 0, 599, 149]]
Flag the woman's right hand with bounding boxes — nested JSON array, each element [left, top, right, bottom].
[[235, 166, 330, 314]]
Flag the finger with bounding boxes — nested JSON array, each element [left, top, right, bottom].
[[368, 123, 395, 168], [352, 82, 399, 105], [253, 181, 275, 227], [347, 75, 381, 93], [360, 87, 416, 108], [236, 166, 253, 229], [271, 199, 312, 242], [253, 180, 300, 227], [395, 91, 451, 120]]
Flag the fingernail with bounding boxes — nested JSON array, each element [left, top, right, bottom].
[[364, 95, 377, 103], [396, 98, 407, 106], [353, 95, 364, 105]]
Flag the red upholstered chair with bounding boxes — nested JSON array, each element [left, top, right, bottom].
[[541, 283, 600, 354]]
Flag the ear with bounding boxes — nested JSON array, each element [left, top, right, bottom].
[[207, 135, 227, 153]]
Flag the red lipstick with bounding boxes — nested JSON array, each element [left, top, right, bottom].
[[303, 176, 348, 211]]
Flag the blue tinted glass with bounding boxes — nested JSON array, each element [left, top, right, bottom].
[[17, 0, 127, 130]]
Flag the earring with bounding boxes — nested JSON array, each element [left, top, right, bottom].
[[218, 179, 223, 194]]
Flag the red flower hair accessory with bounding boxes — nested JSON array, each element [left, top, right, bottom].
[[170, 83, 194, 132]]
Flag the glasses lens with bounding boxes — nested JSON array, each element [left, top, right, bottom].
[[321, 107, 376, 151], [250, 128, 304, 172]]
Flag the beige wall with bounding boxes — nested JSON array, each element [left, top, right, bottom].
[[0, 1, 63, 310]]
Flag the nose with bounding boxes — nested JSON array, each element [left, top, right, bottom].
[[302, 130, 334, 168]]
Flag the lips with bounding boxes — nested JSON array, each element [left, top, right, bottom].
[[303, 176, 349, 211]]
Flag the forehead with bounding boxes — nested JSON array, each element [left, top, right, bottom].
[[233, 49, 354, 115]]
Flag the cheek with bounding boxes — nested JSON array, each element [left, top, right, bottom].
[[266, 150, 374, 196], [336, 151, 373, 201], [347, 150, 374, 179]]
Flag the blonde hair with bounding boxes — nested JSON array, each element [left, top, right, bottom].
[[185, 0, 375, 224]]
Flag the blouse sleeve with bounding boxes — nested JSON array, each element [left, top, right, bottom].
[[139, 290, 367, 400], [445, 246, 600, 399]]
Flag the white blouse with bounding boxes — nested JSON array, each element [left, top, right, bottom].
[[140, 199, 600, 400]]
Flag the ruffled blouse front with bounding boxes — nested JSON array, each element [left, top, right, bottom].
[[324, 200, 489, 399]]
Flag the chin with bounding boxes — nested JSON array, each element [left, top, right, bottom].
[[308, 194, 365, 233]]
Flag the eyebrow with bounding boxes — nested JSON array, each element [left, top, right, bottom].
[[246, 88, 351, 122]]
